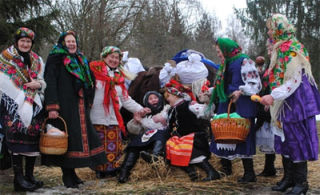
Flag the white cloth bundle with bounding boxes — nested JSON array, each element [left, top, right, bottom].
[[175, 53, 208, 85]]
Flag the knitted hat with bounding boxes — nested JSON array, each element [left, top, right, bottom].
[[14, 27, 35, 43]]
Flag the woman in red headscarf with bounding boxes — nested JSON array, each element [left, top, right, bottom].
[[89, 46, 148, 179]]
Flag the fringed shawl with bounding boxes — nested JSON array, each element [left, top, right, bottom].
[[0, 46, 45, 133], [267, 14, 316, 126]]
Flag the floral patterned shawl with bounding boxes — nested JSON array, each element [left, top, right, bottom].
[[266, 14, 316, 126], [0, 45, 45, 132], [49, 31, 93, 89]]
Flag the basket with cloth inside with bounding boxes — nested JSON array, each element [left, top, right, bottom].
[[211, 102, 250, 144]]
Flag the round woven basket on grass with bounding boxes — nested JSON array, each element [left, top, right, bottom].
[[40, 116, 68, 155], [211, 102, 250, 144]]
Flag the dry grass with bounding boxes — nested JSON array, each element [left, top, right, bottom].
[[0, 123, 319, 194], [27, 152, 320, 194]]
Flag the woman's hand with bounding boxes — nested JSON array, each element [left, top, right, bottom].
[[230, 90, 242, 102], [48, 111, 59, 119], [260, 95, 274, 106], [24, 79, 41, 89]]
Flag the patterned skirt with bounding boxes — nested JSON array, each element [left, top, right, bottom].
[[166, 133, 194, 166], [94, 125, 123, 172]]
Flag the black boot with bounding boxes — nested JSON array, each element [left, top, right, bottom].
[[118, 150, 139, 183], [220, 158, 232, 176], [238, 158, 257, 183], [95, 171, 106, 179], [152, 140, 164, 156], [285, 162, 308, 195], [140, 141, 164, 163], [25, 156, 44, 189], [272, 157, 294, 192], [196, 159, 220, 181], [61, 167, 78, 188], [181, 165, 198, 181], [12, 155, 37, 192], [258, 154, 276, 177], [71, 169, 84, 184]]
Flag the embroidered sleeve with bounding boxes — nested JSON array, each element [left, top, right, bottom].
[[46, 104, 60, 111], [271, 66, 302, 100], [188, 102, 215, 120], [239, 58, 262, 95], [159, 63, 177, 88]]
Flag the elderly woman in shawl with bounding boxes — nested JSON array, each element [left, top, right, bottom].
[[89, 46, 148, 179], [209, 38, 261, 182], [260, 14, 320, 195], [0, 27, 45, 192], [44, 31, 107, 188]]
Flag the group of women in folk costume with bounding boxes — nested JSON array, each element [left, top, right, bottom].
[[0, 13, 319, 195]]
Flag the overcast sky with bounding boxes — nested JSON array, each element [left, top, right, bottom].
[[199, 0, 247, 30]]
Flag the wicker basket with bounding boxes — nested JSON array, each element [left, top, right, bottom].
[[39, 116, 68, 155], [211, 102, 250, 144]]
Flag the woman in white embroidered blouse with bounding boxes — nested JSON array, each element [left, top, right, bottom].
[[89, 46, 149, 178]]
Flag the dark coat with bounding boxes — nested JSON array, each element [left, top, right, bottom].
[[168, 100, 210, 159], [43, 54, 106, 168]]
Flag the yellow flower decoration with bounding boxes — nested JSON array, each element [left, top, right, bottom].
[[107, 130, 116, 140], [290, 51, 297, 57], [107, 153, 116, 162]]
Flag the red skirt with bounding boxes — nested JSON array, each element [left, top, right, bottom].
[[166, 133, 194, 166]]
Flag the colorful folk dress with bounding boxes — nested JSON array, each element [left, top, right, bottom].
[[0, 46, 46, 153], [89, 61, 143, 173]]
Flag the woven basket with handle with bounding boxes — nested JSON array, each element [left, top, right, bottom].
[[211, 102, 250, 144], [39, 116, 68, 155]]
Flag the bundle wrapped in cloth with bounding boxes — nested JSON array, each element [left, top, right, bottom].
[[159, 49, 218, 87]]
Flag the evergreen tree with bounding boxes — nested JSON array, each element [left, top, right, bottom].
[[0, 0, 58, 52], [235, 0, 320, 83]]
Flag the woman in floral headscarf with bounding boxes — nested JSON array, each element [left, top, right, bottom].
[[209, 38, 261, 183], [0, 27, 45, 192], [260, 14, 320, 194], [44, 31, 107, 188], [89, 46, 148, 179]]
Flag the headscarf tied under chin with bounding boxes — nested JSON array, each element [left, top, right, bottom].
[[143, 91, 164, 115], [266, 14, 314, 89], [49, 30, 93, 88], [266, 14, 316, 131], [209, 38, 249, 107]]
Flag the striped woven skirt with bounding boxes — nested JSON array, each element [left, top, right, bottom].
[[166, 133, 194, 166]]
